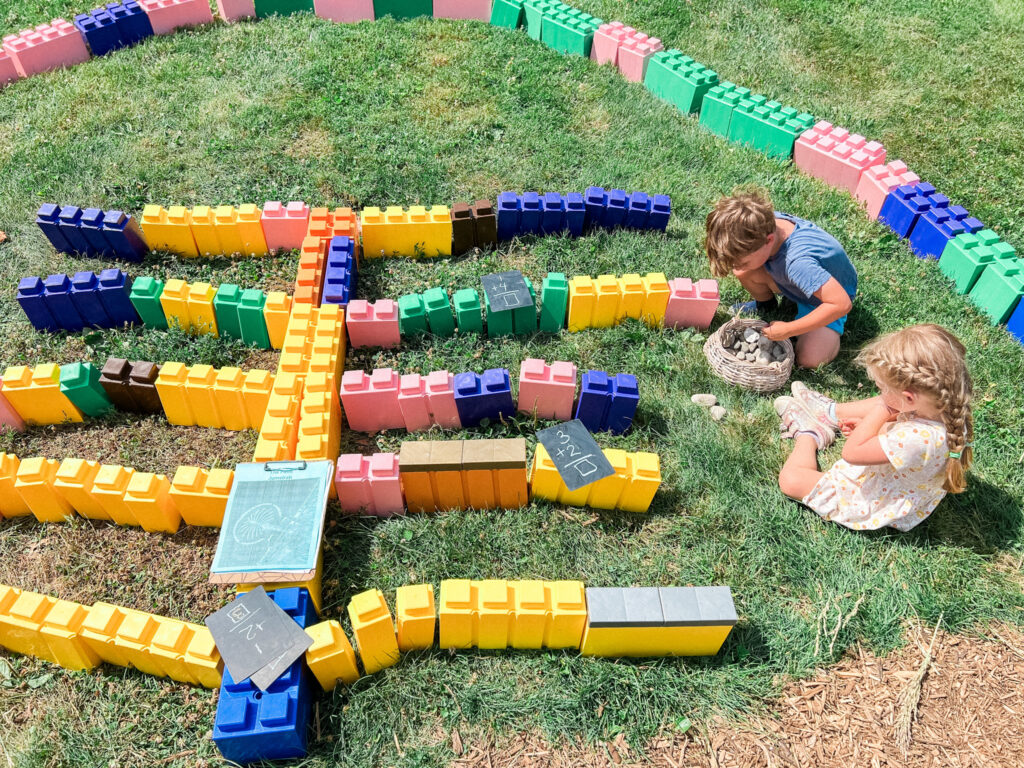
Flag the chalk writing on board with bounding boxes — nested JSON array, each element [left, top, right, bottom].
[[482, 270, 533, 311], [206, 588, 295, 683], [536, 420, 615, 492]]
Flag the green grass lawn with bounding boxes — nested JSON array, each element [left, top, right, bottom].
[[1, 1, 1023, 766]]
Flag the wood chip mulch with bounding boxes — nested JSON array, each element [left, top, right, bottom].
[[452, 623, 1024, 768]]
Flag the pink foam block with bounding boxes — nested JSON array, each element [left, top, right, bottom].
[[335, 453, 404, 515], [345, 298, 401, 348], [617, 31, 662, 83], [0, 50, 21, 87], [261, 201, 310, 252], [216, 0, 257, 22], [314, 0, 375, 22], [424, 370, 461, 429], [2, 20, 90, 79], [398, 374, 432, 432], [854, 160, 921, 220], [432, 0, 491, 21], [794, 121, 886, 195], [517, 359, 577, 420], [592, 21, 632, 66], [339, 368, 404, 432], [138, 0, 214, 36], [665, 278, 720, 330], [0, 378, 26, 432]]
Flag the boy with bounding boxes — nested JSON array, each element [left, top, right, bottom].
[[705, 188, 857, 368]]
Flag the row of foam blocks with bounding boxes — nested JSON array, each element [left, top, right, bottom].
[[0, 581, 735, 763], [340, 361, 639, 434], [494, 187, 670, 240], [219, 0, 497, 24]]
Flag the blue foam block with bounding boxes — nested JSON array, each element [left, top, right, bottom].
[[583, 186, 607, 230], [43, 274, 86, 332], [565, 192, 585, 236], [36, 204, 72, 253], [540, 192, 565, 235], [70, 271, 113, 327], [878, 182, 940, 239], [1008, 299, 1024, 346], [102, 210, 149, 261], [79, 207, 115, 258], [520, 192, 542, 235], [453, 368, 515, 427], [74, 9, 125, 57], [58, 205, 94, 255], [606, 373, 639, 434], [910, 205, 983, 261], [106, 1, 153, 46], [648, 194, 671, 231], [496, 191, 520, 241], [322, 267, 352, 305], [625, 192, 650, 229], [601, 189, 628, 229], [17, 277, 60, 332], [96, 268, 140, 326], [574, 369, 613, 432]]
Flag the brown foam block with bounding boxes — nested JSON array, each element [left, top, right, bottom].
[[451, 202, 475, 255], [472, 199, 497, 249], [430, 441, 466, 511], [99, 357, 137, 411], [399, 441, 436, 513], [128, 362, 163, 413]]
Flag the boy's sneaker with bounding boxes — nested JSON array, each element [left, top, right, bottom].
[[791, 382, 839, 430], [773, 396, 836, 449], [730, 297, 778, 318]]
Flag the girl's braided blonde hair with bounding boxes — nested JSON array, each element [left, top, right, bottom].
[[856, 324, 973, 494]]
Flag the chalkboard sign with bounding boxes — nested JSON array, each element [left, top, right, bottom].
[[536, 420, 615, 492], [481, 270, 533, 311], [205, 587, 311, 687]]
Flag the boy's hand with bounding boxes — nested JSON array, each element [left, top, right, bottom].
[[762, 322, 793, 341]]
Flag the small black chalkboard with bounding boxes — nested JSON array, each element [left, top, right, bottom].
[[536, 420, 615, 492], [205, 587, 311, 688], [481, 270, 533, 311]]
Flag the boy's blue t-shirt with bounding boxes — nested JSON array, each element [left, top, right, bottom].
[[766, 212, 857, 308]]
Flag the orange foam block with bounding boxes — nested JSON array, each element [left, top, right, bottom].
[[664, 278, 720, 330], [794, 121, 886, 195], [261, 201, 309, 252], [854, 160, 921, 221], [138, 0, 214, 36], [1, 20, 90, 79]]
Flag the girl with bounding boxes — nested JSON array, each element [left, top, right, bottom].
[[774, 324, 973, 531]]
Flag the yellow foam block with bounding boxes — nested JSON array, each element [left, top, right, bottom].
[[252, 435, 294, 462], [507, 580, 587, 649], [264, 292, 292, 350], [0, 453, 31, 518], [39, 599, 101, 671], [411, 205, 453, 257], [305, 620, 361, 690], [213, 367, 248, 431], [529, 446, 660, 512], [237, 204, 269, 256], [169, 466, 232, 528], [641, 272, 670, 326], [567, 276, 596, 332], [476, 579, 513, 649], [15, 457, 74, 523], [242, 370, 274, 429], [123, 472, 181, 534], [90, 464, 139, 527], [509, 580, 549, 650], [189, 205, 221, 256], [159, 279, 192, 332], [438, 579, 475, 649], [592, 275, 621, 328], [213, 205, 246, 256], [620, 452, 661, 513], [80, 602, 132, 666], [141, 205, 199, 257], [186, 282, 218, 336], [585, 449, 630, 510], [149, 617, 199, 684], [580, 625, 734, 657], [54, 458, 107, 520], [0, 590, 58, 661], [155, 361, 194, 426], [184, 364, 222, 428], [616, 273, 645, 321], [2, 365, 82, 425], [527, 444, 563, 504], [182, 623, 223, 688], [395, 584, 436, 651], [347, 588, 400, 674], [547, 580, 588, 648], [112, 609, 165, 677]]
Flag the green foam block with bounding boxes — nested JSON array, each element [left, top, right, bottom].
[[398, 293, 429, 335], [539, 272, 568, 332], [453, 289, 483, 333], [422, 287, 456, 337], [129, 276, 167, 329], [59, 362, 112, 417], [213, 284, 242, 341], [238, 289, 271, 349]]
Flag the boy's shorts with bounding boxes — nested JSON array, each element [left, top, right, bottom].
[[795, 301, 847, 335]]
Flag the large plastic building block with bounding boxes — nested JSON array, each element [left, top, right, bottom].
[[0, 382, 26, 434], [0, 49, 21, 87], [540, 6, 602, 57], [101, 209, 149, 261], [397, 441, 436, 513], [728, 97, 815, 159], [14, 457, 75, 523], [346, 299, 400, 348], [108, 1, 156, 45], [361, 205, 452, 257], [698, 81, 750, 139], [59, 363, 112, 417], [512, 280, 538, 335], [213, 588, 317, 764], [42, 274, 85, 332], [605, 374, 639, 434], [305, 621, 360, 691], [448, 289, 482, 334], [591, 21, 630, 65], [854, 160, 921, 221], [89, 464, 139, 526], [38, 598, 101, 671], [2, 19, 90, 79], [263, 292, 291, 349], [129, 276, 167, 328], [188, 205, 220, 256], [98, 357, 136, 411], [347, 589, 400, 674], [396, 584, 436, 650], [2, 365, 84, 425], [496, 192, 520, 240], [451, 202, 475, 255], [422, 287, 456, 336], [517, 359, 576, 419], [664, 277, 720, 329], [643, 49, 718, 114], [123, 472, 181, 533], [213, 284, 242, 341], [75, 9, 126, 57], [185, 365, 222, 428], [574, 369, 612, 431], [793, 121, 886, 194], [186, 282, 219, 336], [433, 0, 490, 20], [620, 451, 661, 512], [472, 199, 497, 248], [140, 205, 199, 256], [490, 0, 523, 29], [236, 204, 269, 256], [210, 206, 245, 256], [241, 370, 274, 429], [54, 205, 90, 255], [507, 580, 587, 649], [453, 369, 515, 427], [36, 204, 71, 253], [17, 277, 60, 332], [158, 279, 191, 332], [253, 0, 314, 16], [878, 182, 946, 239], [397, 293, 428, 335], [180, 624, 223, 687], [424, 370, 461, 428], [155, 362, 194, 425], [128, 361, 162, 413], [484, 291, 514, 338], [398, 374, 432, 432], [168, 466, 232, 527], [138, 0, 213, 34], [260, 201, 309, 251], [592, 274, 621, 327], [96, 268, 140, 327], [236, 289, 270, 349], [617, 28, 662, 83], [537, 272, 568, 333], [340, 368, 404, 432], [939, 230, 1017, 295], [909, 204, 983, 261], [314, 0, 374, 21], [334, 453, 404, 515], [69, 271, 112, 328], [0, 591, 59, 662], [438, 579, 474, 648], [580, 586, 737, 656], [79, 602, 131, 665], [148, 617, 201, 683], [529, 446, 661, 511], [80, 207, 116, 257], [213, 367, 249, 430], [968, 259, 1024, 325], [0, 454, 31, 518], [476, 580, 513, 649], [566, 276, 595, 332], [322, 236, 358, 306]]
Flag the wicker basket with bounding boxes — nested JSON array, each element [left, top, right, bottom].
[[703, 317, 795, 392]]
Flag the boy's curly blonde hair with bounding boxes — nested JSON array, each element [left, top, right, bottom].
[[856, 324, 974, 494], [705, 187, 777, 277]]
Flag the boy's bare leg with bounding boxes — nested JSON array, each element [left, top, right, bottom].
[[778, 434, 823, 500], [795, 326, 840, 368], [732, 266, 778, 302]]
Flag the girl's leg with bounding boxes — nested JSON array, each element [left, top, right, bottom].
[[835, 396, 884, 421], [778, 434, 824, 500]]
